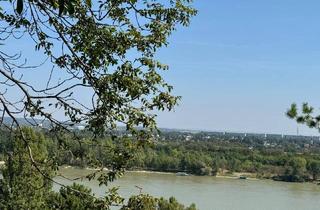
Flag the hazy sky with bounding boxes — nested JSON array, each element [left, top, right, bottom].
[[6, 1, 320, 135], [154, 1, 320, 135]]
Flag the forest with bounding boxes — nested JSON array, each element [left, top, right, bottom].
[[1, 128, 319, 183]]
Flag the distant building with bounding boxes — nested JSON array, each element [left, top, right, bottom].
[[185, 135, 192, 141]]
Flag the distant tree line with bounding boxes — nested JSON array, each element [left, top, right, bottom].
[[1, 126, 320, 209], [127, 139, 320, 182], [2, 128, 320, 183]]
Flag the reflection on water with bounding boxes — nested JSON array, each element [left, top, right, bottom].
[[54, 168, 320, 210]]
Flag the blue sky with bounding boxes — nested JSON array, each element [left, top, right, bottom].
[[154, 1, 320, 135], [5, 1, 320, 135]]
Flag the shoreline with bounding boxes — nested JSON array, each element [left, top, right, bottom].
[[58, 165, 319, 184], [128, 170, 260, 181], [59, 165, 268, 182]]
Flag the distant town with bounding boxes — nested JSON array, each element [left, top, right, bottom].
[[156, 129, 320, 154]]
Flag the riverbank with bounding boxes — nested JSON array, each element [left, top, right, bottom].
[[57, 166, 277, 182], [129, 170, 260, 181]]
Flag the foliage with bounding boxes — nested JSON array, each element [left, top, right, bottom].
[[0, 0, 196, 137], [121, 194, 197, 210], [46, 183, 124, 210], [286, 102, 320, 181], [0, 128, 52, 209], [0, 0, 197, 208], [0, 128, 194, 209], [287, 103, 320, 131], [307, 160, 320, 180], [125, 137, 320, 181], [13, 0, 92, 15], [0, 0, 196, 207], [0, 128, 316, 182], [2, 128, 320, 184]]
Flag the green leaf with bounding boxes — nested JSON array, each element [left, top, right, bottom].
[[302, 103, 313, 114], [286, 103, 297, 118], [58, 0, 65, 16], [86, 0, 92, 8], [16, 0, 23, 14], [67, 0, 74, 15]]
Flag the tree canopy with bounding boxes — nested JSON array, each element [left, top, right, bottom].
[[0, 0, 196, 135], [0, 0, 197, 209], [0, 128, 52, 209]]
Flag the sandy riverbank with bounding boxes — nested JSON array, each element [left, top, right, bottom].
[[61, 165, 259, 180]]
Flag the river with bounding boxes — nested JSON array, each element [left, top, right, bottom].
[[54, 167, 320, 210]]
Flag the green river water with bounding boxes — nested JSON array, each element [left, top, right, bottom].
[[53, 167, 320, 210]]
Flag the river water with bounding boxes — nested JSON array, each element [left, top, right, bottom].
[[54, 168, 320, 210]]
